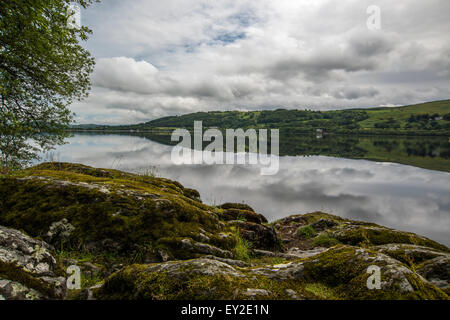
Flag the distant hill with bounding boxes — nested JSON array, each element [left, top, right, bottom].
[[69, 124, 111, 130], [71, 100, 450, 135]]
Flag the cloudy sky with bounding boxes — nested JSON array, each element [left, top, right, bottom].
[[73, 0, 450, 124]]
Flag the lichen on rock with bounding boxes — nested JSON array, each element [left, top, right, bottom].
[[0, 225, 66, 300], [0, 163, 448, 300]]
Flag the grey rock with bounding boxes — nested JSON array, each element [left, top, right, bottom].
[[193, 242, 233, 259], [285, 289, 301, 300], [85, 283, 103, 300], [351, 248, 419, 293], [0, 279, 43, 300], [158, 249, 171, 262], [0, 225, 66, 299], [195, 233, 211, 243], [252, 247, 328, 260], [373, 244, 448, 263], [243, 288, 270, 299], [286, 247, 329, 259], [203, 255, 249, 267], [46, 218, 75, 245], [228, 220, 281, 251], [309, 219, 338, 231], [181, 238, 233, 259], [251, 262, 305, 280], [146, 258, 245, 279], [416, 255, 450, 290], [0, 225, 56, 277]]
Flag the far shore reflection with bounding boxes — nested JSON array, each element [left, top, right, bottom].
[[39, 133, 450, 246]]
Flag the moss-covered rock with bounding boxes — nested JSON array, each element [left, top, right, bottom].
[[332, 226, 448, 252], [416, 256, 450, 294], [373, 244, 448, 266], [1, 164, 448, 300], [228, 221, 282, 252], [0, 163, 237, 263], [217, 208, 266, 224], [182, 188, 202, 203], [218, 203, 257, 214], [96, 258, 308, 300], [0, 225, 66, 299], [300, 245, 447, 300], [273, 212, 448, 252], [96, 245, 448, 300]]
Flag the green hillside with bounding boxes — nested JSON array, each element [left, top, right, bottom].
[[72, 100, 450, 136]]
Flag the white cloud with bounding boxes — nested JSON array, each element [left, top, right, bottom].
[[72, 0, 450, 124]]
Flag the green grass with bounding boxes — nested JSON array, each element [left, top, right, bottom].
[[233, 229, 252, 261], [361, 100, 450, 125], [312, 233, 341, 247], [303, 283, 341, 300], [296, 225, 317, 239], [357, 100, 450, 132], [71, 100, 450, 136], [354, 136, 450, 172]]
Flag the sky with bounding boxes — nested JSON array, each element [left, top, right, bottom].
[[72, 0, 450, 124]]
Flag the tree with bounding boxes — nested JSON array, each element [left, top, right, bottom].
[[0, 0, 98, 170]]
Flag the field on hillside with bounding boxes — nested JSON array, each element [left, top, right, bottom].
[[358, 100, 450, 129], [71, 100, 450, 136]]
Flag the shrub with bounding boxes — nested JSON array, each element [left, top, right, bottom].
[[312, 233, 340, 247], [296, 225, 317, 239], [233, 230, 251, 261]]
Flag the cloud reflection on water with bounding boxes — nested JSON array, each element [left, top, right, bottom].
[[41, 134, 450, 246]]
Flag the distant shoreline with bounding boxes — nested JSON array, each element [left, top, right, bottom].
[[68, 99, 450, 137], [67, 128, 449, 137]]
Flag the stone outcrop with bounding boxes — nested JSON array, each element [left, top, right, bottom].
[[0, 225, 66, 300], [416, 256, 450, 294], [0, 163, 448, 300], [228, 220, 281, 251], [96, 245, 448, 300], [273, 212, 448, 252]]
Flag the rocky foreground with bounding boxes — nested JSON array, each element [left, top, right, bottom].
[[0, 163, 448, 300]]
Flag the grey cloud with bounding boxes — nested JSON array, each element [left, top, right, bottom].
[[345, 207, 384, 223], [328, 167, 375, 179], [332, 87, 379, 100], [264, 49, 378, 82], [348, 33, 395, 57], [72, 0, 450, 124]]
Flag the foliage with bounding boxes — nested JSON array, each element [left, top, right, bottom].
[[296, 225, 317, 239], [0, 162, 236, 261], [0, 0, 98, 169], [97, 131, 450, 173], [312, 233, 341, 247], [233, 229, 251, 261], [73, 100, 450, 136]]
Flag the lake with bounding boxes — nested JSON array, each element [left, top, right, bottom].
[[39, 132, 450, 246]]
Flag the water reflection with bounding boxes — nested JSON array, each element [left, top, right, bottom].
[[40, 133, 450, 246]]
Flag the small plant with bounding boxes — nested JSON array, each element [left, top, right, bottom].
[[44, 151, 60, 163], [304, 283, 340, 300], [296, 225, 317, 239], [0, 165, 9, 175], [139, 165, 159, 178], [237, 214, 247, 222], [403, 253, 417, 272], [358, 229, 371, 248], [110, 155, 124, 170], [233, 229, 251, 261], [131, 242, 156, 264], [312, 233, 340, 247]]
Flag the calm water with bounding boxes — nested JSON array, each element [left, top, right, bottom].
[[39, 133, 450, 246]]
